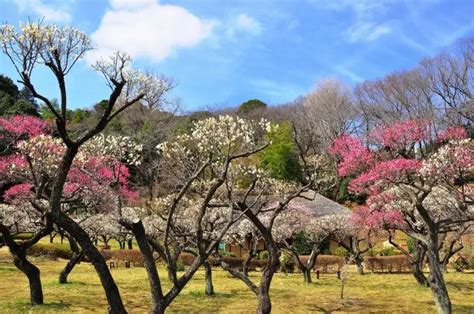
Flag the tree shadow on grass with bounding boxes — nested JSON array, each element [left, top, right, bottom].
[[448, 281, 474, 291], [306, 298, 370, 313], [14, 301, 70, 312], [187, 290, 234, 298]]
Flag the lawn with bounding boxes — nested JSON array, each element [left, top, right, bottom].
[[0, 247, 473, 313]]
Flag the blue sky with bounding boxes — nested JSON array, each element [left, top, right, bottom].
[[1, 0, 474, 112]]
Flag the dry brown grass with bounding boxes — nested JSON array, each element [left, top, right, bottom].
[[0, 246, 473, 313]]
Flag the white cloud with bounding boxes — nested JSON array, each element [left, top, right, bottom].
[[344, 22, 391, 43], [12, 0, 72, 23], [87, 0, 216, 63], [226, 13, 263, 38], [235, 14, 262, 36]]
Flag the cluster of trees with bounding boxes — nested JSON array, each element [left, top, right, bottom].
[[0, 21, 472, 314]]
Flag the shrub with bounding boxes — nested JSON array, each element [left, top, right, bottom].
[[279, 252, 295, 274], [451, 255, 469, 272], [469, 257, 474, 270], [179, 253, 196, 266], [219, 251, 236, 258], [365, 248, 378, 257], [27, 243, 73, 260], [365, 255, 410, 273], [378, 247, 401, 256], [406, 236, 416, 254], [334, 247, 348, 258], [176, 259, 185, 272], [259, 250, 269, 260], [14, 233, 34, 240]]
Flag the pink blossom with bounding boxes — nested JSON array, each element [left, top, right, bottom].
[[4, 183, 34, 204], [0, 154, 28, 177], [328, 134, 374, 176], [0, 115, 50, 140], [437, 126, 468, 142], [369, 119, 429, 149], [349, 159, 422, 194]]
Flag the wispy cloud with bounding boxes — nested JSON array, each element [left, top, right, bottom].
[[12, 0, 73, 23], [248, 78, 304, 101], [226, 13, 263, 38], [311, 0, 393, 43], [333, 65, 365, 82], [344, 22, 391, 43], [87, 0, 216, 63]]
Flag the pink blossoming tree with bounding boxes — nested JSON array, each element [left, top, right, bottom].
[[330, 120, 473, 314]]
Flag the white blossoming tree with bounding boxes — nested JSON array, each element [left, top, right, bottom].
[[116, 115, 273, 313], [209, 149, 333, 313]]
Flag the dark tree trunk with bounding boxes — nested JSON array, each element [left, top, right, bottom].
[[127, 239, 133, 250], [59, 251, 84, 284], [412, 244, 429, 287], [203, 261, 214, 295], [293, 244, 319, 284], [302, 268, 312, 284], [243, 247, 256, 277], [0, 224, 49, 305], [13, 250, 44, 304], [426, 236, 452, 314], [59, 235, 83, 284], [355, 257, 364, 275], [53, 212, 127, 314], [256, 238, 279, 314]]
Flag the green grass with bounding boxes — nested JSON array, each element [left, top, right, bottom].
[[0, 247, 473, 313]]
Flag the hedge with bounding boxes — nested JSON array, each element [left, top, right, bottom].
[[365, 255, 411, 273], [298, 255, 345, 273], [100, 249, 145, 267], [27, 243, 73, 260]]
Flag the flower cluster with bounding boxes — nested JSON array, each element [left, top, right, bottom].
[[368, 119, 429, 150], [328, 134, 374, 176]]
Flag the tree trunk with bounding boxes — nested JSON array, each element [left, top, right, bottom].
[[0, 224, 47, 305], [412, 244, 429, 287], [426, 238, 452, 314], [127, 239, 133, 249], [53, 212, 127, 314], [59, 251, 84, 284], [256, 240, 279, 314], [355, 257, 364, 275], [13, 252, 44, 304], [204, 261, 215, 295], [302, 267, 312, 284]]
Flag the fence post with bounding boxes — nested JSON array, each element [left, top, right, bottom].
[[316, 270, 320, 279]]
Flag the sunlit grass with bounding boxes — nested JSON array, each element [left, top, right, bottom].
[[0, 247, 473, 313]]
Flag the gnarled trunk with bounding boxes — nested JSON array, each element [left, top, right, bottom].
[[412, 244, 429, 287], [59, 234, 83, 284], [59, 251, 84, 284], [0, 224, 48, 305], [256, 240, 279, 314], [13, 251, 44, 304], [54, 212, 127, 314], [426, 236, 452, 314]]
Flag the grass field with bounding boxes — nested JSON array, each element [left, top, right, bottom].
[[0, 246, 473, 313]]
